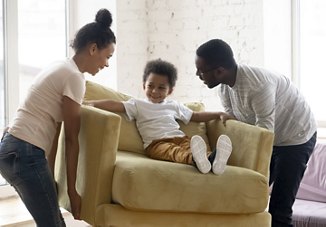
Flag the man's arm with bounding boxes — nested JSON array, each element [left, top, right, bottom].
[[251, 85, 276, 131], [83, 99, 126, 113]]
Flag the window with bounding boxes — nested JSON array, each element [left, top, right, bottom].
[[0, 0, 67, 192], [18, 0, 67, 100], [290, 0, 326, 140], [0, 0, 6, 187], [296, 0, 326, 128]]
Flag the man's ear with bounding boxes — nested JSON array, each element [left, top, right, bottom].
[[89, 43, 98, 56], [168, 87, 174, 95], [216, 66, 227, 74]]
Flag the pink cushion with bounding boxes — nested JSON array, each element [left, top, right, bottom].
[[296, 142, 326, 203]]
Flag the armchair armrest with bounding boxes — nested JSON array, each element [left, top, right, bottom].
[[206, 119, 274, 178], [55, 105, 121, 225]]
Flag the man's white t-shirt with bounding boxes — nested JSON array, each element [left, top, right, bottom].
[[218, 64, 316, 146], [9, 58, 85, 155], [122, 98, 193, 148]]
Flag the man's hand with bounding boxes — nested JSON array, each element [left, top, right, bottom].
[[219, 113, 236, 126]]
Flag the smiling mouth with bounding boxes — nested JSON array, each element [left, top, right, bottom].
[[150, 96, 162, 102]]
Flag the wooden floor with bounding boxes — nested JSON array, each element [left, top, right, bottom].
[[0, 195, 90, 227]]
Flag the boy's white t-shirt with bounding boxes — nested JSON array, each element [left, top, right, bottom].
[[9, 58, 85, 155], [122, 98, 193, 148]]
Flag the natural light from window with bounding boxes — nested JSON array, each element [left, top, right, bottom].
[[299, 0, 326, 126], [0, 1, 4, 131], [18, 0, 66, 102], [0, 0, 66, 189]]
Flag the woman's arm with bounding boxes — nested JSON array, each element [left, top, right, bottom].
[[83, 99, 126, 112], [191, 111, 235, 125], [48, 123, 62, 178], [1, 126, 9, 140], [62, 96, 82, 220]]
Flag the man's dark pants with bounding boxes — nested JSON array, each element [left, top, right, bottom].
[[269, 132, 317, 227]]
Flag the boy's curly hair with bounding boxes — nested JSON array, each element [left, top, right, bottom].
[[143, 59, 178, 88]]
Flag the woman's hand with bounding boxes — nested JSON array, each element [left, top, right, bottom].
[[68, 189, 82, 220]]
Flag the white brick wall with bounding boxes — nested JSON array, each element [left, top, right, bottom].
[[116, 0, 264, 110]]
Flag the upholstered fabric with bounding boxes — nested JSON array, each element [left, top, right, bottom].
[[96, 204, 271, 227], [84, 81, 144, 154], [292, 199, 326, 227], [112, 151, 268, 213], [296, 142, 326, 203], [206, 119, 274, 177], [56, 81, 274, 226], [292, 142, 326, 226], [55, 106, 121, 222]]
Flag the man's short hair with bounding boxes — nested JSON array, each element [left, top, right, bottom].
[[196, 39, 236, 69]]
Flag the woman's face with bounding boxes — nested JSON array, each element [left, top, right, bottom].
[[88, 42, 115, 75]]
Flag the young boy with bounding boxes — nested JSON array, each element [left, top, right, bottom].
[[84, 59, 233, 174]]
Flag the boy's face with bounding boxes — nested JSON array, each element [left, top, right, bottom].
[[143, 73, 173, 103]]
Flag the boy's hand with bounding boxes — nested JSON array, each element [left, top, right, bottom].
[[82, 100, 94, 107]]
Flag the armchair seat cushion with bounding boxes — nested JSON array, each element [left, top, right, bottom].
[[112, 151, 269, 214]]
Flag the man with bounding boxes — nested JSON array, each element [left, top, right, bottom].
[[195, 39, 317, 227]]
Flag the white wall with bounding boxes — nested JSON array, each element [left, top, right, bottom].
[[72, 0, 291, 111], [69, 0, 117, 89], [116, 0, 265, 111], [263, 0, 292, 78], [116, 0, 148, 98]]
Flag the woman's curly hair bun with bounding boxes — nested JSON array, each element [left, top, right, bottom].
[[95, 8, 113, 28]]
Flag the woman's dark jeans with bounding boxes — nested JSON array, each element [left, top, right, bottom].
[[0, 133, 65, 227]]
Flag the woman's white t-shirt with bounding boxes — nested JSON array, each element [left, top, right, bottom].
[[9, 58, 85, 155]]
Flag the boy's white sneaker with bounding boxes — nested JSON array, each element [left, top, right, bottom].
[[191, 135, 211, 174], [212, 135, 232, 175]]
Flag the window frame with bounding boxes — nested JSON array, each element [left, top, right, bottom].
[[291, 0, 326, 137], [0, 0, 70, 197]]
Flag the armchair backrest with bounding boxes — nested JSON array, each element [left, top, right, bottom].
[[84, 81, 211, 154], [206, 120, 274, 177]]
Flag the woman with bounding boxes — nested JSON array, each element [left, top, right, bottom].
[[0, 8, 116, 226]]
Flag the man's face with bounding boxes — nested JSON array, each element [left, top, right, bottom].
[[195, 56, 222, 89]]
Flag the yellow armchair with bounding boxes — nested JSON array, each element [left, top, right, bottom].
[[55, 81, 274, 227]]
